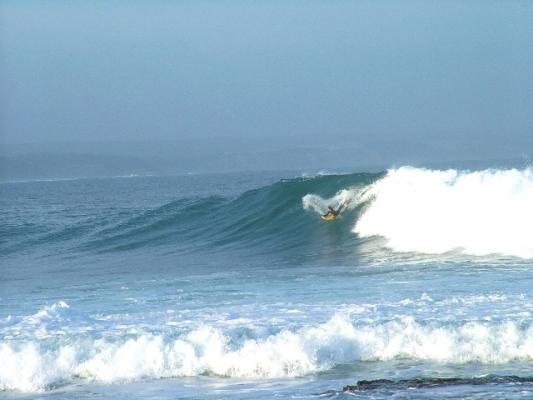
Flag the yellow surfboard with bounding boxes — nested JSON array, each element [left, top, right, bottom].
[[320, 214, 337, 221]]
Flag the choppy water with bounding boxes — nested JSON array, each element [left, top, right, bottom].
[[1, 167, 532, 399]]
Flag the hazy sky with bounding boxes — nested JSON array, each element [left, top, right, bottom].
[[1, 0, 532, 148]]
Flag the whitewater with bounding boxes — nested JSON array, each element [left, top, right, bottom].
[[1, 167, 532, 399], [303, 166, 533, 258]]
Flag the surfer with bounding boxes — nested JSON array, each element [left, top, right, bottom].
[[321, 202, 346, 221]]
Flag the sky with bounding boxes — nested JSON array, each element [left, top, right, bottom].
[[0, 1, 532, 161]]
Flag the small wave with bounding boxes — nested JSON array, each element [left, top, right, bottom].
[[2, 313, 532, 392]]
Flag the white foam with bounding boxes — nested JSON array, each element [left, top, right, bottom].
[[1, 314, 532, 392], [354, 167, 533, 258], [0, 301, 90, 341]]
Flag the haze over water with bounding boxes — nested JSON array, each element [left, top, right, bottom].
[[1, 0, 532, 174]]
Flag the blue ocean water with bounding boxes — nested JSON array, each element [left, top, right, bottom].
[[1, 167, 532, 399]]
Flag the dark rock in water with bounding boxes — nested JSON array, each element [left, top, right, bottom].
[[343, 375, 533, 392]]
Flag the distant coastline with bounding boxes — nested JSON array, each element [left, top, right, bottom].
[[2, 137, 531, 182]]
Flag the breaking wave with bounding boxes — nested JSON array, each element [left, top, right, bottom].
[[353, 167, 533, 258], [1, 302, 532, 392], [4, 166, 533, 259]]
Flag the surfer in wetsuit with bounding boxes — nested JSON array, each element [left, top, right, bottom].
[[322, 202, 346, 220]]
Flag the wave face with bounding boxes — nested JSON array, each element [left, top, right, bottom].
[[3, 167, 533, 261], [76, 173, 373, 257], [1, 172, 378, 259], [1, 302, 532, 392], [353, 167, 533, 258]]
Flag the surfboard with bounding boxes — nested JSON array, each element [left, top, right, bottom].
[[320, 214, 337, 221]]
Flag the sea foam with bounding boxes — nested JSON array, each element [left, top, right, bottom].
[[354, 167, 533, 258], [1, 313, 532, 392]]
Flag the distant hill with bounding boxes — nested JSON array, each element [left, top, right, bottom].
[[1, 137, 531, 181]]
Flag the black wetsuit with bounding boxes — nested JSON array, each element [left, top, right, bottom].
[[324, 204, 344, 218], [327, 207, 338, 216]]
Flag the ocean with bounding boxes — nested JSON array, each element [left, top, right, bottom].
[[1, 166, 532, 399]]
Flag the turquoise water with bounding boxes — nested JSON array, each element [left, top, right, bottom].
[[1, 168, 532, 399]]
